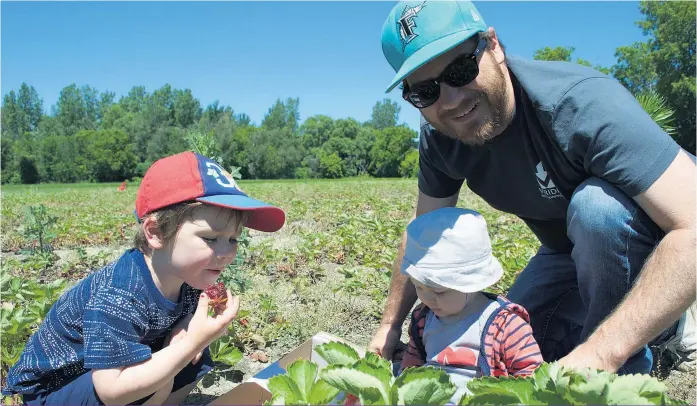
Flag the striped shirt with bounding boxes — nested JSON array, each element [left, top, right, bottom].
[[400, 293, 542, 383]]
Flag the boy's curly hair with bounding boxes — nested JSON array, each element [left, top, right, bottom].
[[133, 202, 251, 253]]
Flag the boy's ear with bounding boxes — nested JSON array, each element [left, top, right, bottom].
[[142, 216, 166, 250]]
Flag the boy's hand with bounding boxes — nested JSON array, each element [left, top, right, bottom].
[[186, 289, 239, 350], [166, 314, 203, 365]]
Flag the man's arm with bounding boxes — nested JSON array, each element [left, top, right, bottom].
[[368, 190, 459, 359], [561, 150, 696, 371]]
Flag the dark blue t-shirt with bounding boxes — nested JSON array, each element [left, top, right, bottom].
[[2, 249, 201, 396], [418, 56, 682, 253]]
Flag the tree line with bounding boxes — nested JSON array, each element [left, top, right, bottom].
[[1, 1, 693, 184]]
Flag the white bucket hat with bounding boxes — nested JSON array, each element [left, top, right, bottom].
[[400, 207, 503, 293]]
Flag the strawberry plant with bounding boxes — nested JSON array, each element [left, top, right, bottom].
[[265, 341, 685, 406], [460, 361, 686, 405], [208, 334, 243, 367], [266, 359, 341, 405], [20, 204, 58, 253]]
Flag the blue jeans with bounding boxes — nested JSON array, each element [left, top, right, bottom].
[[508, 177, 666, 375]]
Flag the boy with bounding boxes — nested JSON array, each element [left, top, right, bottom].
[[2, 151, 286, 405], [398, 207, 542, 402]]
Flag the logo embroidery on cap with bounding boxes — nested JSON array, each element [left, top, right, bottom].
[[397, 2, 426, 50], [470, 10, 481, 22], [205, 161, 237, 189]]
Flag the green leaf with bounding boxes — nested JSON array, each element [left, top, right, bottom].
[[320, 364, 390, 405], [315, 341, 360, 366], [267, 374, 304, 405], [533, 389, 578, 405], [287, 359, 318, 403], [308, 378, 341, 405], [567, 375, 610, 404], [467, 376, 537, 405], [533, 362, 553, 390], [364, 350, 392, 372], [266, 394, 286, 406], [461, 392, 523, 405], [607, 374, 668, 405], [218, 347, 243, 366], [393, 366, 457, 405]]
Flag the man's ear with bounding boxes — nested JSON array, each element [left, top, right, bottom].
[[486, 27, 506, 64], [142, 215, 166, 250]]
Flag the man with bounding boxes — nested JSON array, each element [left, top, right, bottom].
[[370, 0, 696, 375]]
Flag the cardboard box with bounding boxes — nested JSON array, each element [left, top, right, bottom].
[[207, 332, 365, 406]]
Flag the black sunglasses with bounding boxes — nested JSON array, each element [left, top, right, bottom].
[[402, 38, 487, 109]]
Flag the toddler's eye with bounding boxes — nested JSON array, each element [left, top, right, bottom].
[[229, 238, 238, 244], [202, 237, 218, 243]]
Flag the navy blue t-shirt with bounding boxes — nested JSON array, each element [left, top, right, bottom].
[[418, 56, 681, 253], [2, 249, 201, 396]]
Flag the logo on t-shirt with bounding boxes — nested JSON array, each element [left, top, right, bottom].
[[535, 162, 561, 199]]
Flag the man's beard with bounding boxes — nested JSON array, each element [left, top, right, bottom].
[[440, 61, 512, 146]]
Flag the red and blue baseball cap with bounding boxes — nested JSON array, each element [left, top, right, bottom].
[[135, 151, 285, 232]]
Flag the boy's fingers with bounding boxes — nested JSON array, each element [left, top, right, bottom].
[[198, 293, 209, 307], [222, 290, 239, 321]]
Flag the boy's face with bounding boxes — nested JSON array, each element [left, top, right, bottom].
[[162, 205, 242, 290], [412, 279, 469, 318]]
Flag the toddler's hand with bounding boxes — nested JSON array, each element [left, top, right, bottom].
[[187, 289, 239, 350]]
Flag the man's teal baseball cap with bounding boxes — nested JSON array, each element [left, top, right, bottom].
[[381, 0, 487, 93]]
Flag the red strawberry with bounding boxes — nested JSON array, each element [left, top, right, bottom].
[[204, 282, 228, 313]]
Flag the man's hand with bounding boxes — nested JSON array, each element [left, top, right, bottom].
[[166, 314, 202, 365], [368, 324, 404, 361], [558, 342, 624, 373]]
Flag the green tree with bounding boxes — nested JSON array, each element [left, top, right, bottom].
[[54, 84, 99, 136], [17, 83, 43, 133], [640, 1, 695, 152], [262, 97, 300, 131], [77, 129, 137, 182], [399, 149, 420, 178], [612, 42, 656, 95], [367, 99, 401, 130], [533, 46, 610, 74], [319, 152, 345, 178], [369, 126, 417, 177], [1, 90, 21, 139], [533, 46, 574, 62], [173, 88, 201, 128], [300, 115, 334, 149]]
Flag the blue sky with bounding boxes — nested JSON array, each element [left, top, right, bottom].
[[2, 1, 647, 132]]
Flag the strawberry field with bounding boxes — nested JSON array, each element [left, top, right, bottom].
[[1, 179, 694, 404]]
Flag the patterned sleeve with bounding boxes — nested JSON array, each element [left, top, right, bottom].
[[400, 305, 427, 372], [83, 286, 152, 369], [500, 314, 543, 376]]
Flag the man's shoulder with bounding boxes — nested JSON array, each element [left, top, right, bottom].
[[507, 55, 612, 112]]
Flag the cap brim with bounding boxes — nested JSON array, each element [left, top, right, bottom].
[[197, 195, 286, 233], [385, 29, 482, 93]]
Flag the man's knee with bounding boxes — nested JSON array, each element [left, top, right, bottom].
[[567, 177, 643, 246]]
